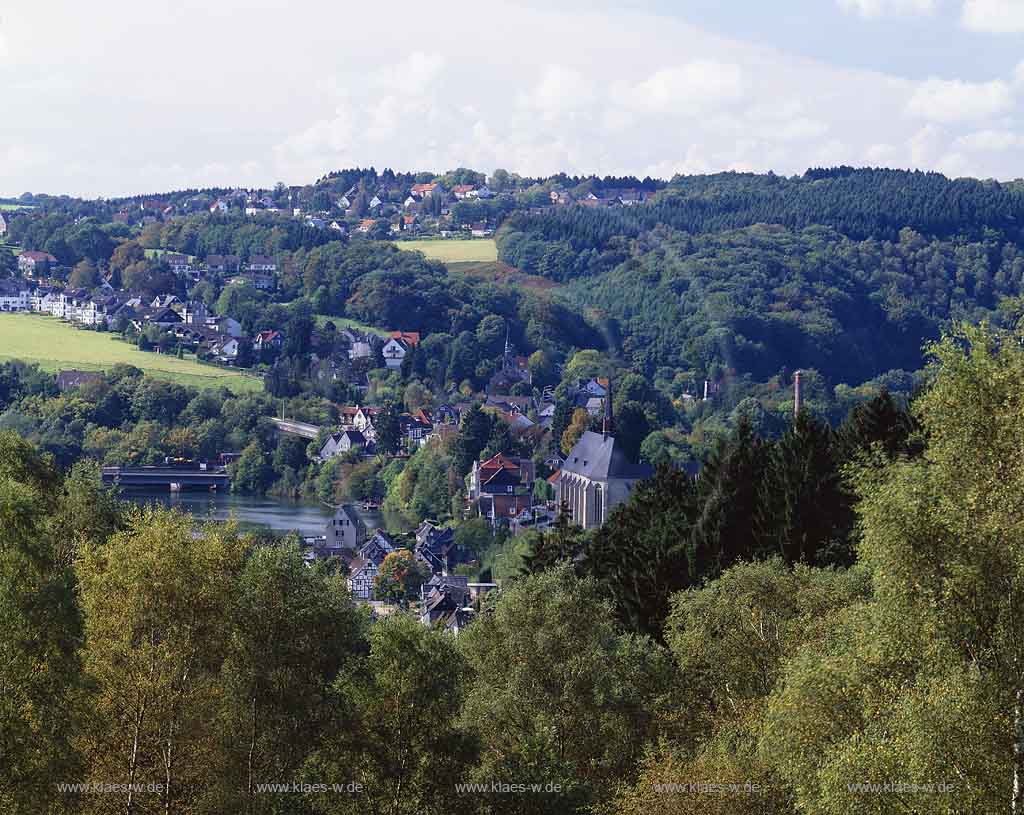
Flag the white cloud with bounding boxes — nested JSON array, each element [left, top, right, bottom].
[[865, 143, 898, 163], [961, 0, 1024, 32], [4, 0, 1024, 195], [613, 61, 745, 115], [838, 0, 935, 17], [378, 51, 445, 95], [906, 77, 1014, 122], [909, 124, 945, 165], [954, 129, 1024, 151], [519, 65, 596, 113]]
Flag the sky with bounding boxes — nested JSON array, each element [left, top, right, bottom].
[[1, 0, 1023, 197]]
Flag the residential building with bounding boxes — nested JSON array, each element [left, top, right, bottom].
[[414, 521, 461, 575], [206, 254, 240, 275], [319, 429, 367, 460], [0, 280, 30, 311], [419, 575, 472, 629], [324, 505, 366, 550], [470, 453, 535, 525], [254, 330, 284, 352], [410, 182, 439, 198], [347, 531, 396, 600], [18, 250, 58, 277], [248, 254, 277, 273]]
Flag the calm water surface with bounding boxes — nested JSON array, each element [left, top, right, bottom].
[[124, 491, 382, 538]]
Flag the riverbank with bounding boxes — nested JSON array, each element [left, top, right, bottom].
[[123, 491, 383, 538]]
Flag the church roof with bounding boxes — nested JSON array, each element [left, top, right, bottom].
[[561, 431, 653, 481]]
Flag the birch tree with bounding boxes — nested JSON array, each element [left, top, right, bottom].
[[76, 507, 247, 814]]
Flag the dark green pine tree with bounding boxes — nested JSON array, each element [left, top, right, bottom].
[[834, 388, 923, 462], [691, 416, 771, 572], [521, 502, 590, 575], [549, 398, 574, 454], [450, 403, 493, 476], [756, 411, 851, 567], [585, 465, 700, 638], [374, 401, 403, 455]]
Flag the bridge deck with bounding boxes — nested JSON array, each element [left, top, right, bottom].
[[102, 467, 230, 491]]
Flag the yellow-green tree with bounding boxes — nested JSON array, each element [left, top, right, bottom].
[[0, 434, 83, 814], [75, 507, 248, 814], [763, 323, 1024, 814], [561, 408, 591, 455]]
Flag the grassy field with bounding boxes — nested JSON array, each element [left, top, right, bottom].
[[0, 203, 34, 211], [314, 314, 390, 336], [145, 248, 196, 261], [0, 314, 262, 392], [399, 238, 497, 263]]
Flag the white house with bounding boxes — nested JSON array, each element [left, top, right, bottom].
[[247, 255, 277, 273], [381, 337, 409, 370], [0, 281, 29, 311], [18, 250, 58, 277], [324, 505, 365, 550]]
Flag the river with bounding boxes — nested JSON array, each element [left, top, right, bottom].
[[123, 491, 384, 538]]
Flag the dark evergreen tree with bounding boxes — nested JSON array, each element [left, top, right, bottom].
[[691, 417, 771, 571], [584, 465, 699, 637], [374, 401, 403, 455], [835, 388, 923, 462], [450, 403, 492, 476], [756, 411, 850, 566]]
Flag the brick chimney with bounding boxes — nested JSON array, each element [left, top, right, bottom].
[[793, 370, 802, 417]]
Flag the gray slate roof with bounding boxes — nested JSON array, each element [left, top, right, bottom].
[[561, 431, 654, 481]]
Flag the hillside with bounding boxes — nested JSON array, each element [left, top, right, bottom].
[[483, 168, 1024, 395]]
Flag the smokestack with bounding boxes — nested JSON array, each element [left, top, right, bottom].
[[602, 377, 613, 439], [793, 370, 802, 418], [703, 379, 709, 401]]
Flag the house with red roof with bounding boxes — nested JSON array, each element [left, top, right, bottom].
[[18, 250, 58, 276], [469, 453, 535, 526]]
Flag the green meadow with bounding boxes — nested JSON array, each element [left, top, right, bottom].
[[0, 314, 262, 392]]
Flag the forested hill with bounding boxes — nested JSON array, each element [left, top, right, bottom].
[[494, 167, 1024, 391], [498, 168, 1024, 281], [566, 223, 1020, 382]]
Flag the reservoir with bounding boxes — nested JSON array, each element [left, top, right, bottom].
[[123, 491, 383, 538]]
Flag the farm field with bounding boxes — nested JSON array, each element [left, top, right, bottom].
[[398, 238, 497, 263], [0, 314, 262, 392], [0, 203, 34, 211]]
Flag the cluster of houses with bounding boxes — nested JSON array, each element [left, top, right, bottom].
[[149, 252, 278, 289], [317, 403, 456, 460], [13, 245, 279, 291], [0, 277, 266, 364], [548, 187, 651, 208], [302, 507, 494, 633]]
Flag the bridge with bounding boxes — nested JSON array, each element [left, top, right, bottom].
[[269, 417, 321, 440], [102, 466, 230, 492]]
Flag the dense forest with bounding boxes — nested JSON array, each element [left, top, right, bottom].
[[493, 168, 1024, 400]]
